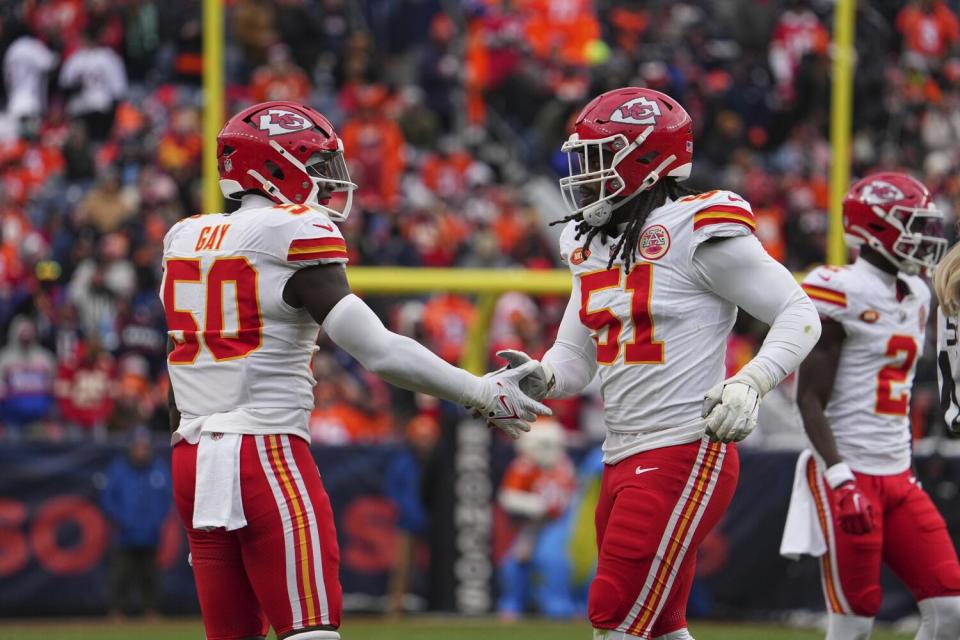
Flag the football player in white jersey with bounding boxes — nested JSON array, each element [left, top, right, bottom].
[[783, 173, 960, 640], [494, 87, 821, 640], [160, 101, 551, 640], [935, 242, 960, 435]]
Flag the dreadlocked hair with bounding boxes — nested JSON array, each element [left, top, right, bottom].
[[550, 179, 700, 271]]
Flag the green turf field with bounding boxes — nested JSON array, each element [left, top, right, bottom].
[[0, 617, 913, 640]]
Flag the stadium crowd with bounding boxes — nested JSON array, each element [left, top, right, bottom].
[[0, 0, 958, 443]]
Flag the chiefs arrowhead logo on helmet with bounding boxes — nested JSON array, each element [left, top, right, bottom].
[[256, 109, 313, 137], [861, 180, 905, 205], [610, 96, 662, 125]]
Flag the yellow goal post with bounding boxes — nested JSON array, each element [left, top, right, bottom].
[[347, 267, 571, 375]]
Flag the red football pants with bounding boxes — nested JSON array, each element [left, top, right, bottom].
[[589, 438, 739, 639], [806, 457, 960, 616], [173, 434, 342, 640]]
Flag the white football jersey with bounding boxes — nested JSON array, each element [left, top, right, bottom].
[[801, 259, 929, 475], [160, 199, 348, 443], [559, 189, 757, 462]]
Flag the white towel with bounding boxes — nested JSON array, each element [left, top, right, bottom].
[[779, 449, 826, 560], [193, 432, 247, 531]]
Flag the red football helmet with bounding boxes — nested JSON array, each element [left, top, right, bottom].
[[217, 101, 356, 220], [843, 172, 946, 275], [559, 87, 693, 227]]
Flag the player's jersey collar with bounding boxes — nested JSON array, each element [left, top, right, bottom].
[[237, 193, 275, 212], [853, 255, 897, 290]]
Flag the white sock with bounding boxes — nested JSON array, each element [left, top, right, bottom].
[[593, 629, 630, 640], [654, 629, 695, 640], [284, 631, 340, 640], [916, 596, 960, 640], [827, 613, 874, 640]]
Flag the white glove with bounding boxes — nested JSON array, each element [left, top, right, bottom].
[[495, 349, 556, 401], [474, 360, 553, 439], [701, 377, 761, 443]]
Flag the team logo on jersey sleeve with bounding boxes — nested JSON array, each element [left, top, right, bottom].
[[638, 225, 671, 260], [571, 247, 591, 265], [610, 97, 661, 125], [257, 109, 313, 137]]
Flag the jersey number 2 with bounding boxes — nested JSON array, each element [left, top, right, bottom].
[[876, 335, 918, 416], [162, 257, 263, 364], [579, 263, 663, 365]]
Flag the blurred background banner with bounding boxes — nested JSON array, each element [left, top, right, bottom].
[[3, 440, 959, 618]]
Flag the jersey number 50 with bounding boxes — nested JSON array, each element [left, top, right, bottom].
[[162, 257, 263, 364], [579, 263, 663, 365]]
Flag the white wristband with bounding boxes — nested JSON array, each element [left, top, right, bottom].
[[824, 462, 856, 489]]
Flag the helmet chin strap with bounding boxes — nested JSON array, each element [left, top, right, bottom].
[[582, 154, 677, 228], [856, 225, 916, 275]]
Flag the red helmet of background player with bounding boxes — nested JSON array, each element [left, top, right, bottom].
[[216, 101, 357, 220], [559, 87, 693, 227], [843, 172, 946, 276]]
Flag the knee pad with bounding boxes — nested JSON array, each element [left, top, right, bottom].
[[654, 629, 695, 640], [917, 596, 960, 640], [826, 613, 873, 640], [845, 584, 883, 617], [284, 631, 340, 640], [588, 575, 631, 629]]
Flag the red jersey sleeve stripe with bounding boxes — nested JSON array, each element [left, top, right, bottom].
[[289, 237, 346, 250], [802, 283, 847, 307]]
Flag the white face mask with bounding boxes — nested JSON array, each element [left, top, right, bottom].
[[558, 128, 682, 227]]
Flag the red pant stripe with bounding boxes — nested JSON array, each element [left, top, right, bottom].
[[618, 439, 724, 636], [806, 457, 850, 615], [266, 435, 322, 627], [255, 435, 306, 628], [277, 435, 330, 626]]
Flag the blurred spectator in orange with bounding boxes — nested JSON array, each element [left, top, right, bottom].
[[249, 43, 311, 103], [340, 85, 405, 211], [157, 106, 203, 194], [421, 294, 475, 364], [384, 413, 440, 616], [768, 0, 830, 102], [58, 30, 128, 141], [55, 338, 116, 438], [309, 356, 393, 444], [489, 292, 541, 358], [607, 3, 649, 57], [522, 0, 600, 66], [0, 316, 56, 438], [897, 0, 960, 68], [420, 137, 474, 202]]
